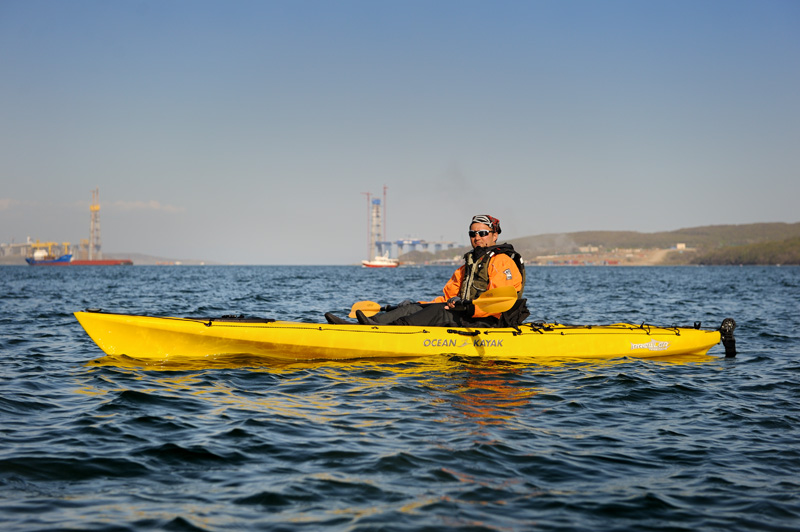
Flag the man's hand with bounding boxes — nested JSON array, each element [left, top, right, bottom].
[[446, 297, 474, 315], [445, 296, 462, 310]]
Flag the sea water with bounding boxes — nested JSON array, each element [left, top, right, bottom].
[[1, 265, 799, 531]]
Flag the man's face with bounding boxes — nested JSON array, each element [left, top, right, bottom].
[[469, 223, 497, 248]]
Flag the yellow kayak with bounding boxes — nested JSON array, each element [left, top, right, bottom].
[[74, 310, 736, 364]]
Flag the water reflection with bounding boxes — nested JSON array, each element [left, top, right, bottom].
[[86, 350, 717, 372], [79, 353, 717, 434], [441, 360, 538, 426]]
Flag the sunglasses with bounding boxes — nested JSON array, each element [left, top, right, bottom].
[[468, 230, 493, 238]]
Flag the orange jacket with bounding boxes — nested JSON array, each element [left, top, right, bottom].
[[425, 254, 523, 318]]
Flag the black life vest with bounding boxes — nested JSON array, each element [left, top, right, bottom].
[[458, 243, 527, 301]]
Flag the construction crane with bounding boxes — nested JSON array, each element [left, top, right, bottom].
[[29, 241, 70, 259]]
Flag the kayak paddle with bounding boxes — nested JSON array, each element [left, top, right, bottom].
[[348, 300, 382, 318], [348, 285, 518, 318], [466, 285, 518, 314]]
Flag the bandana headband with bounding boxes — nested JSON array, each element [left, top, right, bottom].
[[471, 215, 501, 234]]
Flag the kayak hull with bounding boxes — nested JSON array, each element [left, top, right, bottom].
[[74, 311, 724, 364]]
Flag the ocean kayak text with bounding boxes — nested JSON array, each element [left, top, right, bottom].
[[423, 338, 504, 348]]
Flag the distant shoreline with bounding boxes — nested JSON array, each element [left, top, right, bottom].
[[3, 222, 799, 266]]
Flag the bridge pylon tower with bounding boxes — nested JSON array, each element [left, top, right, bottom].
[[89, 188, 102, 260]]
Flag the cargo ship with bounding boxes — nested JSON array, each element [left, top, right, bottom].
[[25, 252, 73, 266], [24, 189, 134, 266], [26, 252, 132, 266], [70, 258, 133, 266]]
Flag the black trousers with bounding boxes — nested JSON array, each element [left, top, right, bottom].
[[372, 303, 499, 328]]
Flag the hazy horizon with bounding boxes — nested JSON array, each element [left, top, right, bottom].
[[2, 1, 798, 264]]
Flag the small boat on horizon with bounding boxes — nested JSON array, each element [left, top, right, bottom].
[[362, 253, 400, 268]]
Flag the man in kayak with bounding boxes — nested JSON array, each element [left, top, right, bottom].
[[326, 214, 529, 327]]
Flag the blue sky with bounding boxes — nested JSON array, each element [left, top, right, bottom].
[[2, 0, 798, 264]]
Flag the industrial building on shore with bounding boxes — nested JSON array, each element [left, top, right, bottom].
[[1, 189, 133, 266]]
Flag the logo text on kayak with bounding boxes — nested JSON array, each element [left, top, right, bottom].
[[423, 338, 504, 348], [630, 339, 670, 351]]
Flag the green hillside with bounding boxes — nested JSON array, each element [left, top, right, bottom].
[[400, 222, 800, 265], [689, 237, 800, 265], [509, 222, 800, 257]]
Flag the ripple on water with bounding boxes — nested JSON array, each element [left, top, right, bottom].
[[1, 266, 799, 531]]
